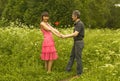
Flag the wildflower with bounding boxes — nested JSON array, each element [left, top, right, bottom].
[[105, 56, 111, 60], [54, 21, 59, 26]]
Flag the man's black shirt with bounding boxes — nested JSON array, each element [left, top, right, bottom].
[[74, 20, 84, 41]]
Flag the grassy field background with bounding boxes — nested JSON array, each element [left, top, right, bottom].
[[0, 26, 120, 81]]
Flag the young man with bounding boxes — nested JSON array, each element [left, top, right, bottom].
[[62, 10, 85, 77]]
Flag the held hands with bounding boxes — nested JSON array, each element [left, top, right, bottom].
[[60, 34, 66, 39], [53, 28, 67, 38]]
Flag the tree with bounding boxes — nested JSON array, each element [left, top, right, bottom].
[[106, 0, 120, 28], [1, 0, 120, 28], [0, 0, 8, 18]]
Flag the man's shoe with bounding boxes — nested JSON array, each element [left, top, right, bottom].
[[73, 75, 80, 78]]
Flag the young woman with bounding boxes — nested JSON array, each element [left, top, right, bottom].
[[40, 11, 62, 73]]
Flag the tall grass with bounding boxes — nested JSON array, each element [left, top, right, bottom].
[[0, 26, 120, 81]]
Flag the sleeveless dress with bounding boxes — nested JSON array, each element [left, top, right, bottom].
[[40, 24, 58, 60]]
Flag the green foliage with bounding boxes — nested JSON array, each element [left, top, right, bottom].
[[1, 0, 75, 27], [0, 0, 8, 17], [0, 0, 120, 28], [0, 26, 120, 81], [107, 6, 120, 28], [0, 18, 9, 27]]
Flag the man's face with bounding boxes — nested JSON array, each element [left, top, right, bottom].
[[72, 14, 77, 21]]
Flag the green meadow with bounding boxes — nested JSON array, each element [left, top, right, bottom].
[[0, 26, 120, 81]]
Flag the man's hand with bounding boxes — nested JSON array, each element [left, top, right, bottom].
[[61, 31, 79, 38]]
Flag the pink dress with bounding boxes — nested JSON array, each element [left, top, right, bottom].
[[40, 25, 58, 61]]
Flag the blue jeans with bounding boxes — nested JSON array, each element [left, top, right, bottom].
[[66, 40, 84, 75]]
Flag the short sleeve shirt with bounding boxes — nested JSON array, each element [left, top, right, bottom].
[[74, 20, 84, 41]]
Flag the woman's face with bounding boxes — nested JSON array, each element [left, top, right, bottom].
[[43, 16, 49, 22]]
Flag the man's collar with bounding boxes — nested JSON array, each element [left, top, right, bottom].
[[74, 19, 80, 25]]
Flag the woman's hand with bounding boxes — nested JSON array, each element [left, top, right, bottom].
[[60, 34, 66, 39]]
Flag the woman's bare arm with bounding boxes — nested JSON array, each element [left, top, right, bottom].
[[48, 24, 62, 37], [41, 22, 62, 37], [40, 22, 51, 31]]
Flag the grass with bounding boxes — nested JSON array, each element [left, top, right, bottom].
[[0, 26, 120, 81]]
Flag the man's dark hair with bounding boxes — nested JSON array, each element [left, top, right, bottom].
[[72, 10, 80, 18]]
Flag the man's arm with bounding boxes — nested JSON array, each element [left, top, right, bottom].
[[62, 31, 79, 38]]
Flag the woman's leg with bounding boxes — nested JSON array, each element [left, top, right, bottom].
[[45, 61, 48, 70], [47, 60, 53, 73]]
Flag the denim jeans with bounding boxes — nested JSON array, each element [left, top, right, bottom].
[[66, 40, 84, 75]]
